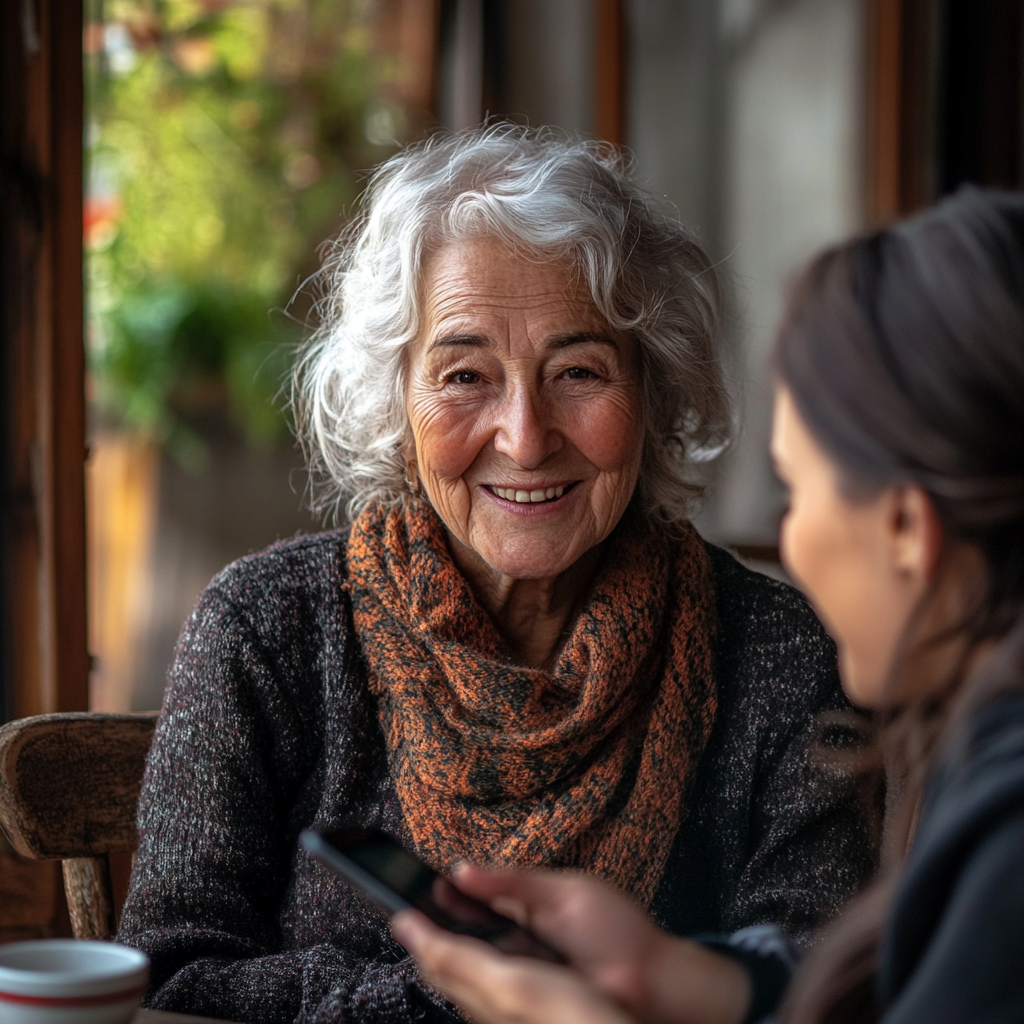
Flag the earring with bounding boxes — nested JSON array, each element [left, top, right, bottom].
[[404, 460, 422, 497]]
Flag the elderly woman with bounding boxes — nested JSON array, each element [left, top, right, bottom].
[[119, 127, 874, 1024]]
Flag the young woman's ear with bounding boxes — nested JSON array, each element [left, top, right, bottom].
[[890, 484, 944, 581]]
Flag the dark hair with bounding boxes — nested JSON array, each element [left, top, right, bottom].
[[774, 186, 1024, 1024]]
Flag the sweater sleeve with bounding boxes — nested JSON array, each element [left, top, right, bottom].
[[727, 559, 878, 941], [729, 676, 876, 942], [654, 550, 878, 943], [696, 925, 800, 1024], [117, 577, 457, 1024]]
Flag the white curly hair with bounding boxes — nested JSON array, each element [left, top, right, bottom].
[[293, 124, 730, 527]]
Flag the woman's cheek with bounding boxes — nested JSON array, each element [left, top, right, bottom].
[[571, 393, 643, 470], [781, 498, 893, 708], [779, 502, 814, 594], [409, 396, 487, 480], [780, 499, 843, 638]]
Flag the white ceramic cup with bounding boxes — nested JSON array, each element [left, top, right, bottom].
[[0, 940, 149, 1024]]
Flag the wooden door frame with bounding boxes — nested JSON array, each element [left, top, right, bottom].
[[866, 0, 944, 222], [594, 0, 625, 145], [1, 0, 90, 722]]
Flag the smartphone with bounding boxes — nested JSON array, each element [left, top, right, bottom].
[[299, 828, 564, 962]]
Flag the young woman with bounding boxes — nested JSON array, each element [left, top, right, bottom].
[[389, 186, 1024, 1024]]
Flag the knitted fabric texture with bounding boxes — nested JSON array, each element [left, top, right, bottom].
[[347, 499, 717, 906], [117, 533, 878, 1024]]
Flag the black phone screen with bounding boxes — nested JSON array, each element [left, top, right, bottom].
[[300, 828, 563, 962]]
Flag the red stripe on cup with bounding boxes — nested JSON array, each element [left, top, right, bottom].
[[0, 984, 147, 1007]]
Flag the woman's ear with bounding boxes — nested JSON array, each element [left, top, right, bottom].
[[398, 431, 417, 468], [399, 434, 421, 496], [891, 484, 944, 581]]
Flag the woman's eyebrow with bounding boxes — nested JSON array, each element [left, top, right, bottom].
[[427, 333, 487, 351], [427, 331, 616, 352], [550, 331, 618, 350]]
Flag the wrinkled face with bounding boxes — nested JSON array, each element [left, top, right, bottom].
[[405, 236, 644, 582]]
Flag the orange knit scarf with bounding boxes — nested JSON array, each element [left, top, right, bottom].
[[347, 499, 717, 907]]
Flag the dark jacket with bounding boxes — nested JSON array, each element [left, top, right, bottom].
[[878, 691, 1024, 1023], [118, 531, 876, 1024]]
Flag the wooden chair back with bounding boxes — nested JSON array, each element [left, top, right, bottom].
[[0, 712, 159, 939]]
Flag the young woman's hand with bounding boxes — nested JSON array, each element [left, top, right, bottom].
[[394, 907, 636, 1024], [391, 864, 751, 1024]]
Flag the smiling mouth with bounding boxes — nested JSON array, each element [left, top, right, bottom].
[[488, 483, 572, 504]]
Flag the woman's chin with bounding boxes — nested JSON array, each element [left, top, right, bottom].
[[444, 524, 584, 584], [477, 546, 586, 583], [838, 651, 889, 710]]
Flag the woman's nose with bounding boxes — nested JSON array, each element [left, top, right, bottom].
[[492, 386, 561, 469]]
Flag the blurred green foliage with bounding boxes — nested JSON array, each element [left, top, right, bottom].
[[85, 0, 404, 464]]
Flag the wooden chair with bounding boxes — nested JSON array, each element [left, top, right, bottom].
[[0, 712, 159, 939]]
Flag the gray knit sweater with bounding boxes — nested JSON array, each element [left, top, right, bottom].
[[118, 532, 876, 1024]]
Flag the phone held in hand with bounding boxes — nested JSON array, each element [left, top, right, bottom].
[[300, 828, 564, 963]]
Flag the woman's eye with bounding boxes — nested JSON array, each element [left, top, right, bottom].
[[563, 366, 596, 380], [448, 370, 479, 384]]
